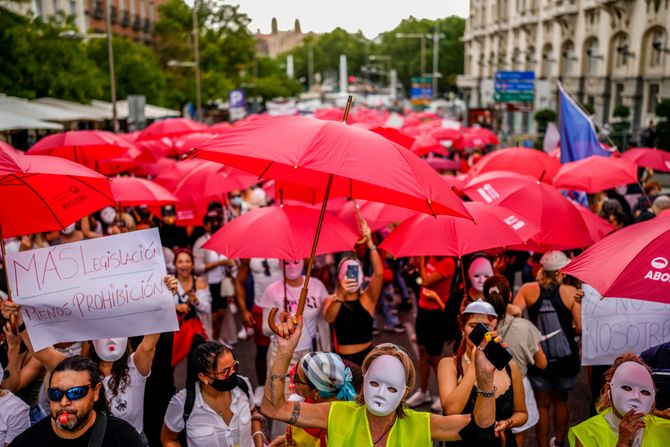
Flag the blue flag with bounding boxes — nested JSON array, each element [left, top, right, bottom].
[[558, 82, 610, 163]]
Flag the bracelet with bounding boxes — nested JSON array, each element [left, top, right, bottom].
[[17, 323, 26, 333], [369, 244, 377, 251], [252, 430, 264, 438], [474, 383, 497, 398]]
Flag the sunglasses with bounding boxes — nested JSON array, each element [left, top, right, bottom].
[[47, 384, 93, 402], [210, 360, 239, 380], [289, 364, 313, 388]]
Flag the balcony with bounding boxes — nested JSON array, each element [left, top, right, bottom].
[[121, 10, 129, 27]]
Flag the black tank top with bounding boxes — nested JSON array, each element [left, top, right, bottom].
[[333, 298, 374, 345]]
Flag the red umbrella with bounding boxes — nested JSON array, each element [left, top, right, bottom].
[[412, 135, 447, 157], [379, 201, 539, 257], [110, 177, 177, 206], [314, 108, 346, 121], [622, 148, 670, 172], [425, 155, 460, 171], [0, 150, 114, 238], [209, 121, 233, 134], [453, 127, 499, 150], [350, 124, 416, 150], [338, 200, 417, 232], [27, 130, 130, 169], [463, 171, 593, 251], [573, 205, 616, 243], [192, 103, 471, 332], [430, 128, 462, 143], [132, 157, 177, 178], [553, 156, 637, 193], [0, 141, 20, 156], [137, 118, 208, 141], [561, 211, 670, 303], [442, 174, 466, 191], [203, 205, 359, 260], [172, 132, 217, 156], [469, 147, 560, 181]]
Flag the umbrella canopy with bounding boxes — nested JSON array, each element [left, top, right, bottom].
[[172, 132, 218, 156], [453, 127, 499, 150], [430, 128, 462, 143], [192, 115, 471, 219], [203, 205, 359, 260], [0, 150, 114, 237], [27, 130, 131, 168], [379, 202, 539, 257], [561, 211, 670, 303], [463, 171, 592, 251], [350, 123, 416, 150], [553, 156, 638, 193], [622, 148, 670, 172], [132, 157, 177, 179], [137, 118, 208, 141], [338, 200, 417, 232], [574, 205, 616, 243], [468, 147, 560, 181], [110, 177, 177, 206], [412, 135, 447, 157]]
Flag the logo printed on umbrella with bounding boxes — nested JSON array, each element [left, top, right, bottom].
[[666, 161, 670, 169], [476, 184, 500, 203], [651, 257, 668, 269], [503, 215, 526, 230]]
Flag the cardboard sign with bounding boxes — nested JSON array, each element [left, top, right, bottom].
[[6, 228, 178, 350], [581, 284, 670, 365]]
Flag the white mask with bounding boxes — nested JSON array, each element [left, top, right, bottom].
[[284, 260, 304, 281], [92, 337, 128, 362], [469, 258, 493, 292], [61, 223, 76, 235], [100, 207, 117, 225], [338, 259, 364, 293], [364, 355, 406, 416], [610, 361, 655, 416]]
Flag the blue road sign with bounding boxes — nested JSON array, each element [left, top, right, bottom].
[[495, 71, 535, 81], [495, 81, 535, 92]]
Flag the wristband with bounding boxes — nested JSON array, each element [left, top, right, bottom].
[[369, 244, 377, 251], [474, 383, 497, 398], [17, 322, 26, 333]]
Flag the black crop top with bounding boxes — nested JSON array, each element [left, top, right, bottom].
[[333, 299, 374, 345]]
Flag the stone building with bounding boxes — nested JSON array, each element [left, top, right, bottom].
[[255, 18, 311, 58], [457, 0, 670, 136]]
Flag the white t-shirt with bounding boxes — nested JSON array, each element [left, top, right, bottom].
[[0, 391, 30, 444], [103, 353, 148, 435], [249, 258, 282, 307], [164, 377, 254, 447], [260, 277, 328, 352], [193, 233, 227, 284]]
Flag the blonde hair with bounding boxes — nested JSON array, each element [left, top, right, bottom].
[[595, 352, 653, 413], [355, 345, 415, 418], [538, 268, 561, 288]]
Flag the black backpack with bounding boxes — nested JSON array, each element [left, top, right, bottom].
[[178, 377, 250, 446]]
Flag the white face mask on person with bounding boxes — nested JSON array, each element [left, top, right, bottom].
[[364, 355, 406, 417], [469, 258, 493, 292], [338, 259, 364, 293], [100, 207, 117, 225], [610, 361, 655, 417], [284, 260, 304, 281], [92, 337, 128, 362]]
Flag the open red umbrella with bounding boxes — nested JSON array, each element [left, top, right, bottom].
[[553, 156, 638, 193], [0, 149, 114, 238], [463, 171, 593, 251], [573, 205, 616, 243], [172, 132, 217, 157], [203, 205, 359, 260], [453, 127, 499, 150], [137, 118, 208, 141], [192, 101, 471, 332], [379, 201, 539, 257], [0, 141, 20, 156], [430, 128, 462, 144], [27, 130, 131, 169], [132, 157, 176, 179], [469, 147, 560, 181], [561, 211, 670, 303], [351, 123, 416, 149], [110, 177, 177, 206], [412, 135, 447, 157], [622, 148, 670, 172], [338, 200, 417, 231]]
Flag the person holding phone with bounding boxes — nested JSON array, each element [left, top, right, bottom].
[[323, 219, 383, 366], [437, 299, 527, 446]]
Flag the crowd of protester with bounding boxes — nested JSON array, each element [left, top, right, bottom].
[[1, 178, 670, 447]]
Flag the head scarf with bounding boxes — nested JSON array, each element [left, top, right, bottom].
[[300, 352, 356, 401]]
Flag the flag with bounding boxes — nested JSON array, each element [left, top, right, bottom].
[[543, 122, 560, 153], [558, 82, 610, 163]]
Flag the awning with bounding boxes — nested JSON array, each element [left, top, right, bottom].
[[0, 95, 87, 122], [34, 98, 108, 121], [0, 110, 64, 131], [90, 100, 180, 120]]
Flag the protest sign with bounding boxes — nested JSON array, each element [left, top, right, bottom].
[[581, 284, 670, 365], [6, 228, 178, 350]]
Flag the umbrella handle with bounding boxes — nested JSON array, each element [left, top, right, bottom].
[[267, 286, 308, 336]]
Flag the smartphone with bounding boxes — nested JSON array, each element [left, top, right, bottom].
[[346, 264, 359, 281], [468, 323, 513, 371]]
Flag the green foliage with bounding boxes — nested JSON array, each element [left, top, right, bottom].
[[613, 105, 630, 119], [655, 99, 670, 151], [533, 108, 557, 149], [582, 103, 595, 115]]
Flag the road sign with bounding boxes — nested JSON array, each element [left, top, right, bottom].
[[494, 92, 534, 102], [410, 76, 432, 102], [495, 81, 535, 92], [495, 71, 535, 81]]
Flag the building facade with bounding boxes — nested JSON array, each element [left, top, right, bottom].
[[2, 0, 162, 43], [457, 0, 670, 137], [255, 18, 312, 58]]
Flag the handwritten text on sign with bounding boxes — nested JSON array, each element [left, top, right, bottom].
[[581, 284, 670, 366], [7, 228, 178, 350]]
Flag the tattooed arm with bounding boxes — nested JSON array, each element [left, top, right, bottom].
[[259, 317, 330, 429]]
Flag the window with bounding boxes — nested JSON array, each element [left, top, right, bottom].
[[34, 0, 43, 17], [149, 0, 154, 21], [69, 0, 76, 15], [587, 96, 595, 110], [561, 41, 575, 75], [651, 29, 666, 66], [615, 34, 630, 67], [541, 45, 554, 78], [586, 39, 600, 75], [52, 0, 58, 14], [615, 83, 624, 108], [648, 84, 660, 113]]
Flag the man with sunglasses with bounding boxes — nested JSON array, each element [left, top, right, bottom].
[[11, 356, 143, 446]]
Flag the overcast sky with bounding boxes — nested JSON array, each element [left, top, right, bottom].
[[235, 0, 469, 38]]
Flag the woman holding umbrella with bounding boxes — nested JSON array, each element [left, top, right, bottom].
[[323, 220, 383, 366]]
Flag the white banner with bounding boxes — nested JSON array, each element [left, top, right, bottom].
[[7, 228, 178, 350], [581, 284, 670, 365]]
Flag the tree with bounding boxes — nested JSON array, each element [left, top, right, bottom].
[[611, 105, 631, 150], [534, 109, 557, 150]]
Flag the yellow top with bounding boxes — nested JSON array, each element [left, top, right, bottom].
[[568, 409, 670, 447]]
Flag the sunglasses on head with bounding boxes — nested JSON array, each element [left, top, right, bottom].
[[47, 384, 93, 402]]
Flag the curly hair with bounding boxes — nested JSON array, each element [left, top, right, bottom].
[[89, 343, 132, 397], [595, 352, 653, 413]]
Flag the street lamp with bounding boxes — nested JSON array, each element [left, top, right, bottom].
[[167, 59, 201, 120]]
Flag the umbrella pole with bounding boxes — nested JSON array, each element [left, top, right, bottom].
[[459, 256, 468, 301], [0, 224, 17, 332]]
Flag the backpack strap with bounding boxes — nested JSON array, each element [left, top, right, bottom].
[[88, 412, 107, 447], [182, 386, 196, 439], [236, 376, 250, 399]]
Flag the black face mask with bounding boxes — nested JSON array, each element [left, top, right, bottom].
[[208, 373, 238, 392]]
